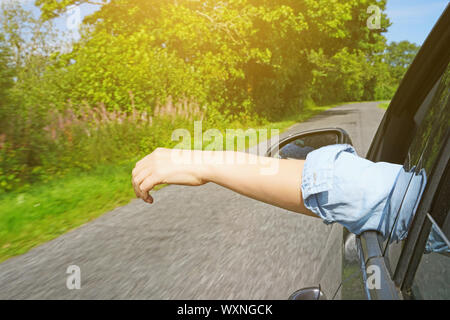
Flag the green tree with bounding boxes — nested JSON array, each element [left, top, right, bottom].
[[0, 1, 68, 177], [1, 1, 65, 109], [35, 0, 391, 119], [384, 40, 420, 85], [0, 33, 14, 110]]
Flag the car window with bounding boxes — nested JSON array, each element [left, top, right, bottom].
[[411, 221, 450, 299], [380, 61, 450, 272], [410, 163, 450, 299]]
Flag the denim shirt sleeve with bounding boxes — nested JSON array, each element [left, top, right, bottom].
[[301, 144, 403, 235]]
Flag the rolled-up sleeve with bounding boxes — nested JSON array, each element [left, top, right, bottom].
[[301, 144, 403, 235]]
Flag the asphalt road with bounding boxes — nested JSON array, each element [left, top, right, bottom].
[[0, 102, 385, 299]]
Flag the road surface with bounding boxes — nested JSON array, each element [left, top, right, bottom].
[[0, 102, 385, 299]]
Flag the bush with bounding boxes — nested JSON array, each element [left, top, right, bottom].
[[0, 98, 205, 193]]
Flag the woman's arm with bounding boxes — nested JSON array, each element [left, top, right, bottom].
[[131, 148, 317, 218]]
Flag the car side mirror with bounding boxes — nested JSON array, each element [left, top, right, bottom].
[[266, 128, 353, 160], [288, 286, 327, 300]]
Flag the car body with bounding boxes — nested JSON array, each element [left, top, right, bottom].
[[268, 4, 449, 299]]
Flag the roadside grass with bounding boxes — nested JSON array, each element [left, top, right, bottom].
[[226, 101, 339, 150], [0, 162, 139, 262], [378, 101, 391, 110], [0, 101, 348, 263], [341, 263, 367, 300]]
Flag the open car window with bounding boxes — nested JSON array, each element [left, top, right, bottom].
[[380, 61, 450, 272], [411, 223, 450, 299], [410, 161, 450, 299]]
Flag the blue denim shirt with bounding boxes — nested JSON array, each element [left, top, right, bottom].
[[301, 144, 402, 234], [301, 144, 448, 253]]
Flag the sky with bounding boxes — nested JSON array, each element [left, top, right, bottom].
[[384, 0, 448, 45], [9, 0, 450, 46]]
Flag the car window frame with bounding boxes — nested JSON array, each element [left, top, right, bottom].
[[393, 137, 450, 293], [381, 60, 450, 269]]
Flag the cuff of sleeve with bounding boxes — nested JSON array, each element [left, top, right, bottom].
[[301, 144, 356, 223]]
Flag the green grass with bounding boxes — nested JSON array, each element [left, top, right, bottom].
[[248, 100, 353, 140], [378, 101, 391, 110], [341, 263, 367, 300], [0, 101, 344, 263], [0, 162, 139, 262], [225, 102, 337, 150]]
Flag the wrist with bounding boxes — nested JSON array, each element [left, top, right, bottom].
[[195, 150, 220, 183], [198, 150, 248, 183]]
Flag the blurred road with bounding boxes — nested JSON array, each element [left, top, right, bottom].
[[0, 102, 385, 299]]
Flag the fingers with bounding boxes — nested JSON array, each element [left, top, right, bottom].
[[131, 149, 167, 203], [132, 175, 144, 200], [132, 160, 148, 178], [142, 190, 154, 204], [132, 164, 153, 202], [134, 167, 152, 187], [134, 148, 163, 171], [132, 162, 161, 203], [135, 153, 151, 169], [140, 175, 160, 203]]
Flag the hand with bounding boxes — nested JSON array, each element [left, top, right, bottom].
[[132, 148, 207, 203]]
